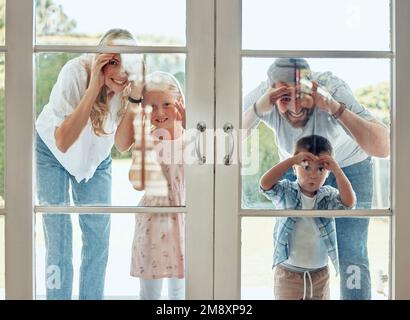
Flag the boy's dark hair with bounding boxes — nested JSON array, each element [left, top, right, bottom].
[[294, 135, 333, 156]]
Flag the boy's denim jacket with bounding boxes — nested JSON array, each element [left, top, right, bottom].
[[260, 180, 355, 274]]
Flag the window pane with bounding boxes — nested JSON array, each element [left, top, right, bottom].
[[0, 53, 4, 208], [241, 217, 390, 300], [35, 0, 186, 46], [241, 57, 390, 209], [0, 1, 4, 45], [36, 213, 186, 299], [242, 0, 390, 51], [0, 216, 4, 300], [35, 52, 186, 207]]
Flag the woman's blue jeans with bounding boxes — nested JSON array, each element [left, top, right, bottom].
[[36, 133, 111, 300], [284, 157, 373, 300]]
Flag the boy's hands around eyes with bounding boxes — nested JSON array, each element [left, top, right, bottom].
[[317, 154, 339, 172], [292, 151, 318, 166]]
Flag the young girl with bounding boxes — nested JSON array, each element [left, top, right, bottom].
[[128, 71, 186, 300]]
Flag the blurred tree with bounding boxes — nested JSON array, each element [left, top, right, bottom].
[[355, 81, 390, 126], [36, 52, 79, 116], [36, 0, 76, 35], [242, 122, 278, 207]]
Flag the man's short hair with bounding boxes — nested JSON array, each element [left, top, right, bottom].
[[294, 135, 333, 156], [267, 58, 312, 86]]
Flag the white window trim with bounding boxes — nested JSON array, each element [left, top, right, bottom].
[[5, 0, 35, 300], [391, 0, 410, 300]]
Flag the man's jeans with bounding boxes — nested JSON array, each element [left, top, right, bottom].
[[284, 157, 373, 300], [36, 133, 111, 300]]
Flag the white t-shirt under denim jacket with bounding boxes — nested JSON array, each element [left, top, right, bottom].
[[36, 56, 123, 183], [260, 180, 355, 274]]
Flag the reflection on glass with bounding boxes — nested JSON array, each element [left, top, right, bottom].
[[241, 217, 390, 300], [35, 52, 186, 207], [0, 216, 4, 300], [35, 213, 186, 300], [242, 0, 390, 51], [241, 58, 390, 209], [0, 53, 4, 208], [35, 0, 186, 46]]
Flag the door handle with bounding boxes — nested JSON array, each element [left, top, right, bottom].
[[223, 123, 234, 166], [195, 122, 207, 165]]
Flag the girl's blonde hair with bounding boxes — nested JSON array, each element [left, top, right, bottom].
[[82, 28, 136, 136], [143, 71, 185, 106]]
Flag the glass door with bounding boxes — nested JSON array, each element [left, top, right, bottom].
[[214, 0, 410, 300], [3, 0, 410, 301], [4, 0, 215, 299]]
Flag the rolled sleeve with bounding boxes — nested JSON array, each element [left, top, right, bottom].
[[260, 180, 293, 206], [243, 80, 273, 130], [48, 59, 88, 127], [326, 188, 356, 210], [314, 71, 375, 122]]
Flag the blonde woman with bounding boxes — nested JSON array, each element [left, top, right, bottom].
[[35, 29, 143, 300]]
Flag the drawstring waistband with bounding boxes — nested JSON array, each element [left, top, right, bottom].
[[303, 271, 313, 300]]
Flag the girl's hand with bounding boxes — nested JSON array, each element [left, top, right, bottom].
[[291, 151, 318, 166], [89, 53, 114, 93], [174, 100, 186, 129], [318, 154, 341, 174]]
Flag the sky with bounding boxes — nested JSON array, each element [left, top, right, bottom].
[[51, 0, 391, 91], [53, 0, 186, 42]]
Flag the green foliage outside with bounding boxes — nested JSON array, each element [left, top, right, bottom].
[[242, 122, 279, 208], [355, 82, 390, 126], [36, 0, 77, 36], [36, 53, 80, 116]]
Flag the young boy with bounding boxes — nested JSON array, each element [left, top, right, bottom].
[[260, 135, 356, 300]]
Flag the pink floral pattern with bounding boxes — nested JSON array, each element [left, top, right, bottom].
[[130, 137, 185, 279]]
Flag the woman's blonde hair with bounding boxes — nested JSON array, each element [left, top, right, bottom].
[[82, 28, 136, 136], [144, 71, 185, 106]]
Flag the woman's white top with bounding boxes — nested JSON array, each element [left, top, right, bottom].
[[286, 192, 329, 270], [36, 56, 123, 183]]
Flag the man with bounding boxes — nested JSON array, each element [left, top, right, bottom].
[[243, 58, 390, 299]]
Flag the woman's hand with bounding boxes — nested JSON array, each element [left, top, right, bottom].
[[89, 53, 114, 93]]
